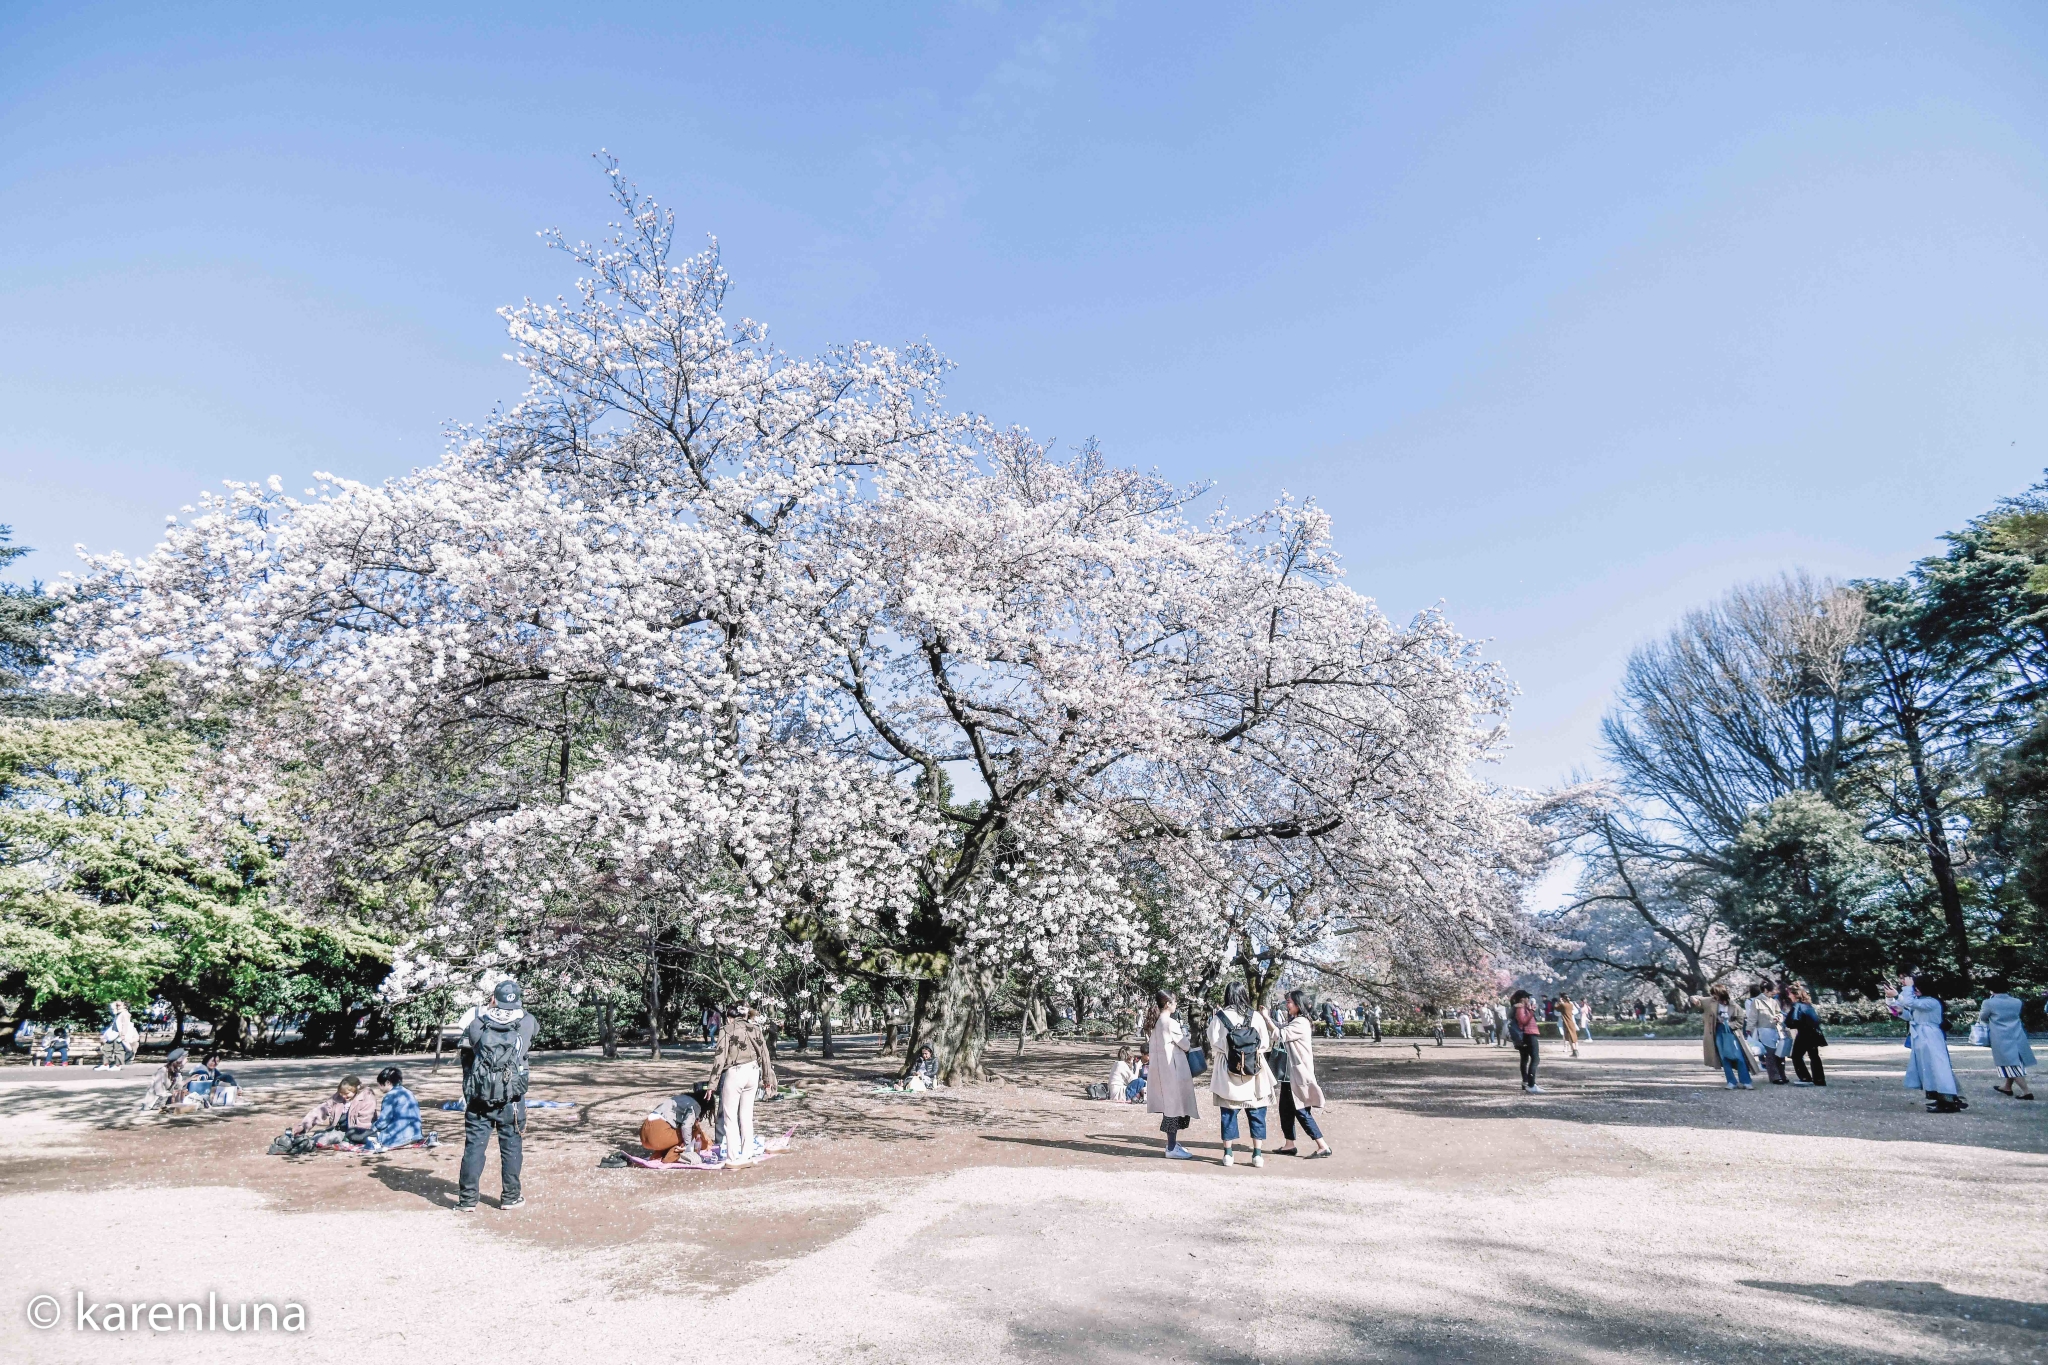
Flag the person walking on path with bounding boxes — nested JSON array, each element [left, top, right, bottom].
[[1207, 983, 1277, 1167], [1557, 993, 1581, 1058], [1703, 985, 1756, 1089], [1367, 1003, 1382, 1044], [1889, 974, 1965, 1113], [1143, 990, 1200, 1159], [707, 1004, 777, 1164], [1786, 986, 1828, 1086], [1509, 990, 1542, 1092], [1274, 989, 1334, 1159], [1976, 980, 2035, 1101], [97, 1001, 139, 1070], [457, 978, 538, 1211], [1745, 984, 1788, 1084], [1493, 1002, 1510, 1048]]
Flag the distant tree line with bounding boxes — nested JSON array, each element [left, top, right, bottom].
[[1544, 476, 2048, 1013]]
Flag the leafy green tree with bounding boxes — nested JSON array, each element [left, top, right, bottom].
[[1726, 791, 1942, 993], [1, 526, 58, 712], [0, 717, 389, 1041]]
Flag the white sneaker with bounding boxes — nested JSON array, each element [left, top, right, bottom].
[[1792, 1080, 1813, 1087], [1251, 1152, 1265, 1168], [1222, 1151, 1235, 1167], [1164, 1146, 1193, 1160], [1741, 1083, 1754, 1090], [1526, 1085, 1544, 1093], [1726, 1082, 1738, 1089]]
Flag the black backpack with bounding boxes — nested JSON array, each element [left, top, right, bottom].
[[466, 1017, 530, 1106], [1216, 1009, 1264, 1080]]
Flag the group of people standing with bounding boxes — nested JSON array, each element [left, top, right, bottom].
[[1143, 984, 1335, 1164], [1703, 980, 1829, 1089]]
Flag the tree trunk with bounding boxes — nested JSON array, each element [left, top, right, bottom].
[[930, 957, 990, 1086], [1895, 702, 1974, 985], [646, 937, 662, 1060], [1016, 978, 1035, 1056], [820, 990, 836, 1059], [900, 978, 935, 1075], [600, 1000, 617, 1059]]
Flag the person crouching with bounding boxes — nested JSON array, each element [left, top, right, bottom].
[[640, 1086, 718, 1164]]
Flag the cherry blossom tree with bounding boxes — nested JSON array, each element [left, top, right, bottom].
[[51, 163, 1541, 1080]]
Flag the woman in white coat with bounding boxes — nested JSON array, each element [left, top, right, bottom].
[[1274, 990, 1333, 1158], [1206, 982, 1276, 1168], [1977, 980, 2036, 1100], [1891, 974, 1966, 1113], [1143, 990, 1200, 1159]]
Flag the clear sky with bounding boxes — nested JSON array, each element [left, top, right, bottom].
[[4, 1, 2047, 790]]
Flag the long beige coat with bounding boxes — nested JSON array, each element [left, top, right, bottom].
[[1701, 1000, 1758, 1073], [1278, 1015, 1326, 1108], [1145, 1013, 1201, 1120], [1206, 1007, 1276, 1109]]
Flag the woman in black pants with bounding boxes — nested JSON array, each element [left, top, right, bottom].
[[1787, 984, 1827, 1086], [1274, 990, 1334, 1157], [1510, 989, 1542, 1092]]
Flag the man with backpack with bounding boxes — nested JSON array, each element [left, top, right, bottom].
[[457, 979, 537, 1211]]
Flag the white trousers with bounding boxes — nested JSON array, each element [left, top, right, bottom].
[[720, 1061, 759, 1158]]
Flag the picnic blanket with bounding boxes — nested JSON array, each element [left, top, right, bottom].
[[621, 1127, 795, 1171], [329, 1135, 438, 1154], [440, 1099, 576, 1110]]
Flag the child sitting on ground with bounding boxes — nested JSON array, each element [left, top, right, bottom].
[[1109, 1046, 1140, 1103], [295, 1074, 376, 1147], [362, 1066, 423, 1151]]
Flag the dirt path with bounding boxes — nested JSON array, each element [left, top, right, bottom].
[[2, 1036, 2043, 1362]]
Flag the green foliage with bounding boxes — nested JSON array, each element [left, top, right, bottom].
[[0, 717, 390, 1034], [0, 526, 55, 699], [1726, 792, 1942, 993]]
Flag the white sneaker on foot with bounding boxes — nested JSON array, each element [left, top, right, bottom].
[[1222, 1151, 1235, 1167], [1164, 1146, 1193, 1160], [1526, 1085, 1544, 1093], [1251, 1152, 1264, 1168]]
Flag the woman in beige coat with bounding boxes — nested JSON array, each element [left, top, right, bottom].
[[1557, 992, 1581, 1057], [1274, 990, 1333, 1158], [1701, 985, 1757, 1088], [1206, 982, 1276, 1168], [1143, 990, 1200, 1159]]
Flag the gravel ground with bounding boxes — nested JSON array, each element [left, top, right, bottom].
[[1, 1034, 2043, 1363]]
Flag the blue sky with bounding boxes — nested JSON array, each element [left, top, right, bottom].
[[4, 1, 2047, 789]]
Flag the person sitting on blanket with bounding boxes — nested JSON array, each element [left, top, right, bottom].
[[362, 1066, 423, 1151], [1127, 1050, 1149, 1103], [194, 1050, 239, 1106], [137, 1048, 191, 1113], [639, 1087, 719, 1164], [1109, 1046, 1140, 1104], [296, 1075, 377, 1147]]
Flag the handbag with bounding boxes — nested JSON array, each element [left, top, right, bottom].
[[1969, 1021, 1989, 1047], [1266, 1047, 1290, 1083], [1187, 1047, 1208, 1077]]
